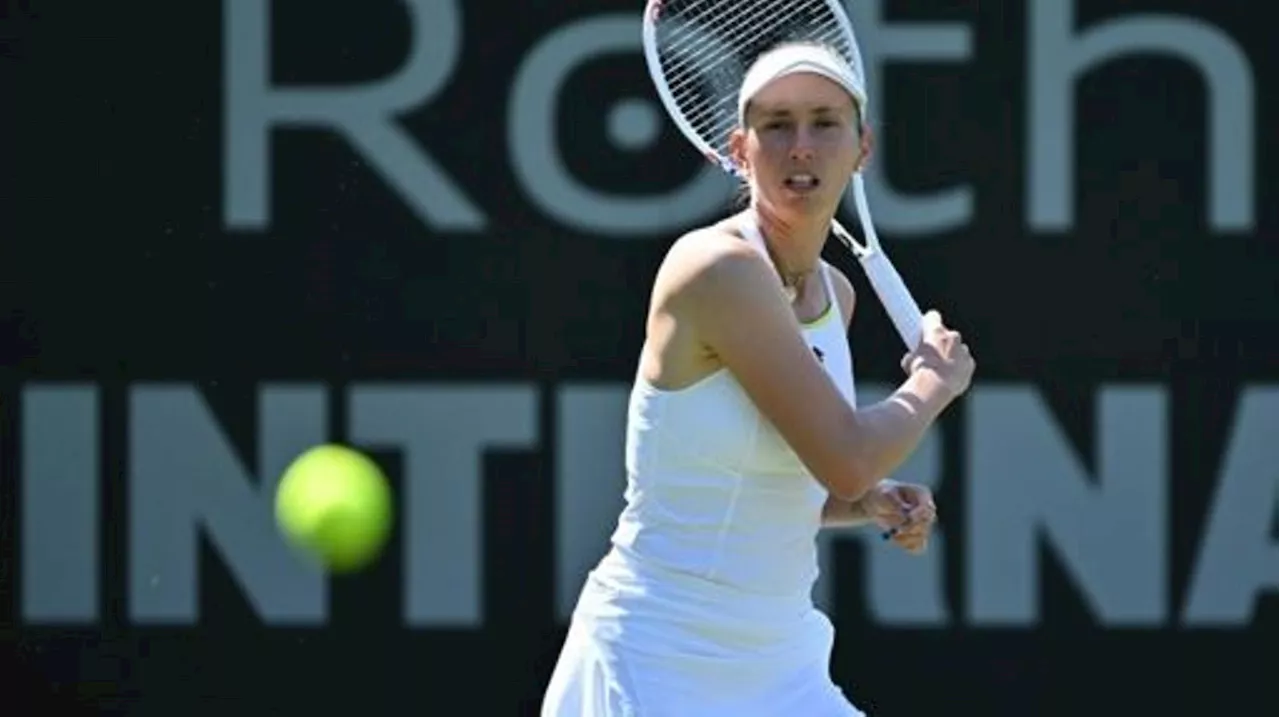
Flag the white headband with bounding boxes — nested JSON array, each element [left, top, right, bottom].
[[736, 44, 867, 127]]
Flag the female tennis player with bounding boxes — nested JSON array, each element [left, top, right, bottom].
[[541, 42, 975, 717]]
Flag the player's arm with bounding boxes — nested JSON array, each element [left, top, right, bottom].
[[675, 230, 956, 502], [821, 493, 875, 527]]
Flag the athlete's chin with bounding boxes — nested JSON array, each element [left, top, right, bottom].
[[772, 188, 840, 215]]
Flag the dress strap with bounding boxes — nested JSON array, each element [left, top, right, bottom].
[[819, 262, 839, 317]]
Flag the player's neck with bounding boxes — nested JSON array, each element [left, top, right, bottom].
[[750, 201, 829, 276]]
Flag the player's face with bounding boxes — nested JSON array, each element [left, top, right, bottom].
[[733, 73, 863, 215]]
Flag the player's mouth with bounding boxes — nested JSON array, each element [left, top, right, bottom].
[[783, 173, 820, 192]]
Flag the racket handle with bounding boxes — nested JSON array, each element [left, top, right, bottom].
[[859, 250, 923, 350], [849, 174, 924, 350]]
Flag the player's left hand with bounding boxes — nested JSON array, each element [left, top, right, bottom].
[[862, 480, 936, 555]]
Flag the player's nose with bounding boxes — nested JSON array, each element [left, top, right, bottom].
[[789, 128, 819, 160]]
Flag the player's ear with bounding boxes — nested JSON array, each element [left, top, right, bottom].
[[855, 121, 873, 173], [728, 127, 749, 174]]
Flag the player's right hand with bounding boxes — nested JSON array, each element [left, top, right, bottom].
[[901, 310, 975, 399]]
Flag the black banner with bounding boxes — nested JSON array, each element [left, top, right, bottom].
[[2, 1, 1275, 715]]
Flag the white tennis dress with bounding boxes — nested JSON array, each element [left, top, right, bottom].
[[541, 217, 866, 717]]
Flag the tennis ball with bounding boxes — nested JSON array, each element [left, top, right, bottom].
[[275, 444, 393, 574]]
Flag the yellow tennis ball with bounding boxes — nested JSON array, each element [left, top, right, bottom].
[[275, 444, 393, 574]]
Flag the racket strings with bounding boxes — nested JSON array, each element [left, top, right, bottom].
[[651, 0, 856, 159], [645, 1, 920, 347], [662, 1, 788, 123], [661, 0, 779, 59], [665, 0, 811, 75], [661, 0, 832, 58], [663, 0, 835, 100], [669, 17, 852, 123], [661, 0, 846, 84]]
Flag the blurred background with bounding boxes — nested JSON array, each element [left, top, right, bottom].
[[1, 0, 1274, 715]]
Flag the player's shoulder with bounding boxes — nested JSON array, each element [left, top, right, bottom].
[[654, 213, 778, 309], [823, 260, 856, 327], [668, 214, 758, 262], [663, 213, 769, 279]]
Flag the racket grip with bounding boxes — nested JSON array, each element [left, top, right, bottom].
[[859, 250, 924, 350]]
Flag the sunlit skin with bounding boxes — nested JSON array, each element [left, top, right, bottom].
[[635, 68, 965, 551], [728, 72, 874, 285], [726, 72, 944, 547]]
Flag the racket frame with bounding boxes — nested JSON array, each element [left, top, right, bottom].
[[641, 0, 924, 349]]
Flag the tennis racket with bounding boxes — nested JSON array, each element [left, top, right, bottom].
[[641, 0, 924, 351]]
